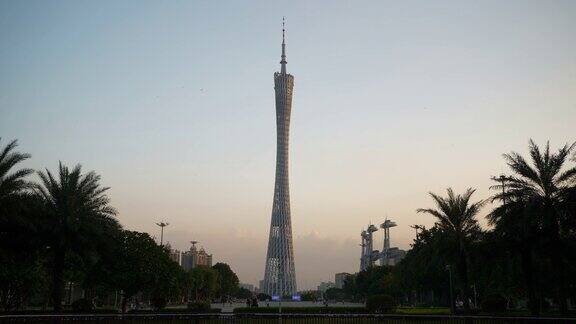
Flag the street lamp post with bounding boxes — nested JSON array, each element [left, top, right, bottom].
[[446, 265, 454, 315], [156, 222, 169, 246]]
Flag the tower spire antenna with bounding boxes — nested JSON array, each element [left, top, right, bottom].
[[280, 17, 287, 74]]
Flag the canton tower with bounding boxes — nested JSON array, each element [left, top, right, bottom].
[[262, 19, 297, 297]]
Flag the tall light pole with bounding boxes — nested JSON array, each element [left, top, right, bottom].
[[446, 265, 454, 315], [156, 222, 169, 246]]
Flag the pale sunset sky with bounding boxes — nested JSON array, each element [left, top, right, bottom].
[[1, 0, 575, 289]]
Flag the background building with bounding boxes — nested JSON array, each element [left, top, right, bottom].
[[335, 272, 351, 289], [169, 249, 181, 265], [317, 282, 335, 293], [239, 283, 256, 292], [181, 241, 213, 271], [258, 280, 265, 293]]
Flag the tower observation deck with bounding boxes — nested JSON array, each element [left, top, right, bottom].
[[262, 19, 297, 297]]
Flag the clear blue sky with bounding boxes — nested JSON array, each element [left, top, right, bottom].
[[1, 0, 575, 289]]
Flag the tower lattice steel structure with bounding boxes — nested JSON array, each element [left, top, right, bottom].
[[262, 19, 297, 297]]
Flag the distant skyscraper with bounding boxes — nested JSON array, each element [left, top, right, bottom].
[[335, 272, 351, 289], [262, 20, 297, 297], [181, 241, 213, 270]]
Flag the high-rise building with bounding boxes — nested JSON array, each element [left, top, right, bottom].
[[258, 280, 265, 293], [239, 283, 256, 292], [262, 20, 297, 297], [335, 272, 351, 289], [317, 282, 335, 293], [169, 249, 181, 264], [181, 241, 213, 271]]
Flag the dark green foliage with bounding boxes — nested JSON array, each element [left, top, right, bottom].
[[187, 266, 218, 301], [1, 309, 118, 315], [107, 231, 185, 312], [390, 225, 453, 306], [71, 298, 93, 312], [2, 137, 576, 317], [234, 287, 253, 299], [34, 163, 121, 312], [323, 288, 346, 301], [300, 290, 319, 302], [0, 138, 33, 213], [187, 300, 211, 312], [234, 306, 368, 314], [342, 266, 396, 302], [366, 294, 396, 313], [489, 140, 576, 315], [257, 293, 271, 301], [481, 294, 507, 313], [128, 307, 221, 314], [150, 296, 167, 311], [0, 139, 44, 311], [417, 188, 484, 314], [211, 262, 239, 299]]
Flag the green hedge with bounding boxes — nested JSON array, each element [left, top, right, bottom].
[[128, 308, 221, 314], [234, 307, 368, 314], [396, 307, 450, 315], [0, 309, 119, 315], [366, 294, 396, 313]]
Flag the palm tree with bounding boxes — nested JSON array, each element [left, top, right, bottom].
[[0, 138, 33, 214], [488, 194, 540, 314], [0, 139, 35, 310], [417, 188, 485, 313], [490, 140, 576, 315], [34, 163, 119, 312]]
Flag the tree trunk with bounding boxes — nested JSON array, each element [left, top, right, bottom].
[[457, 242, 471, 314], [551, 246, 568, 315], [548, 208, 568, 315], [52, 248, 65, 313], [520, 246, 539, 316], [121, 295, 128, 314]]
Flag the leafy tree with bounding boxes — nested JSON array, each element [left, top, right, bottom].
[[490, 140, 576, 314], [393, 225, 453, 306], [467, 230, 524, 310], [488, 191, 540, 314], [300, 290, 319, 302], [107, 230, 184, 312], [211, 262, 239, 300], [417, 188, 485, 313], [0, 139, 33, 214], [257, 293, 271, 301], [355, 266, 394, 299], [341, 266, 394, 302], [323, 288, 346, 301], [34, 163, 120, 312], [234, 287, 253, 300], [342, 274, 358, 301], [187, 266, 218, 302], [0, 139, 47, 311]]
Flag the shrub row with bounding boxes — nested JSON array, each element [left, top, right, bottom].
[[234, 307, 368, 314], [0, 309, 119, 315], [128, 308, 221, 314], [366, 294, 396, 313]]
